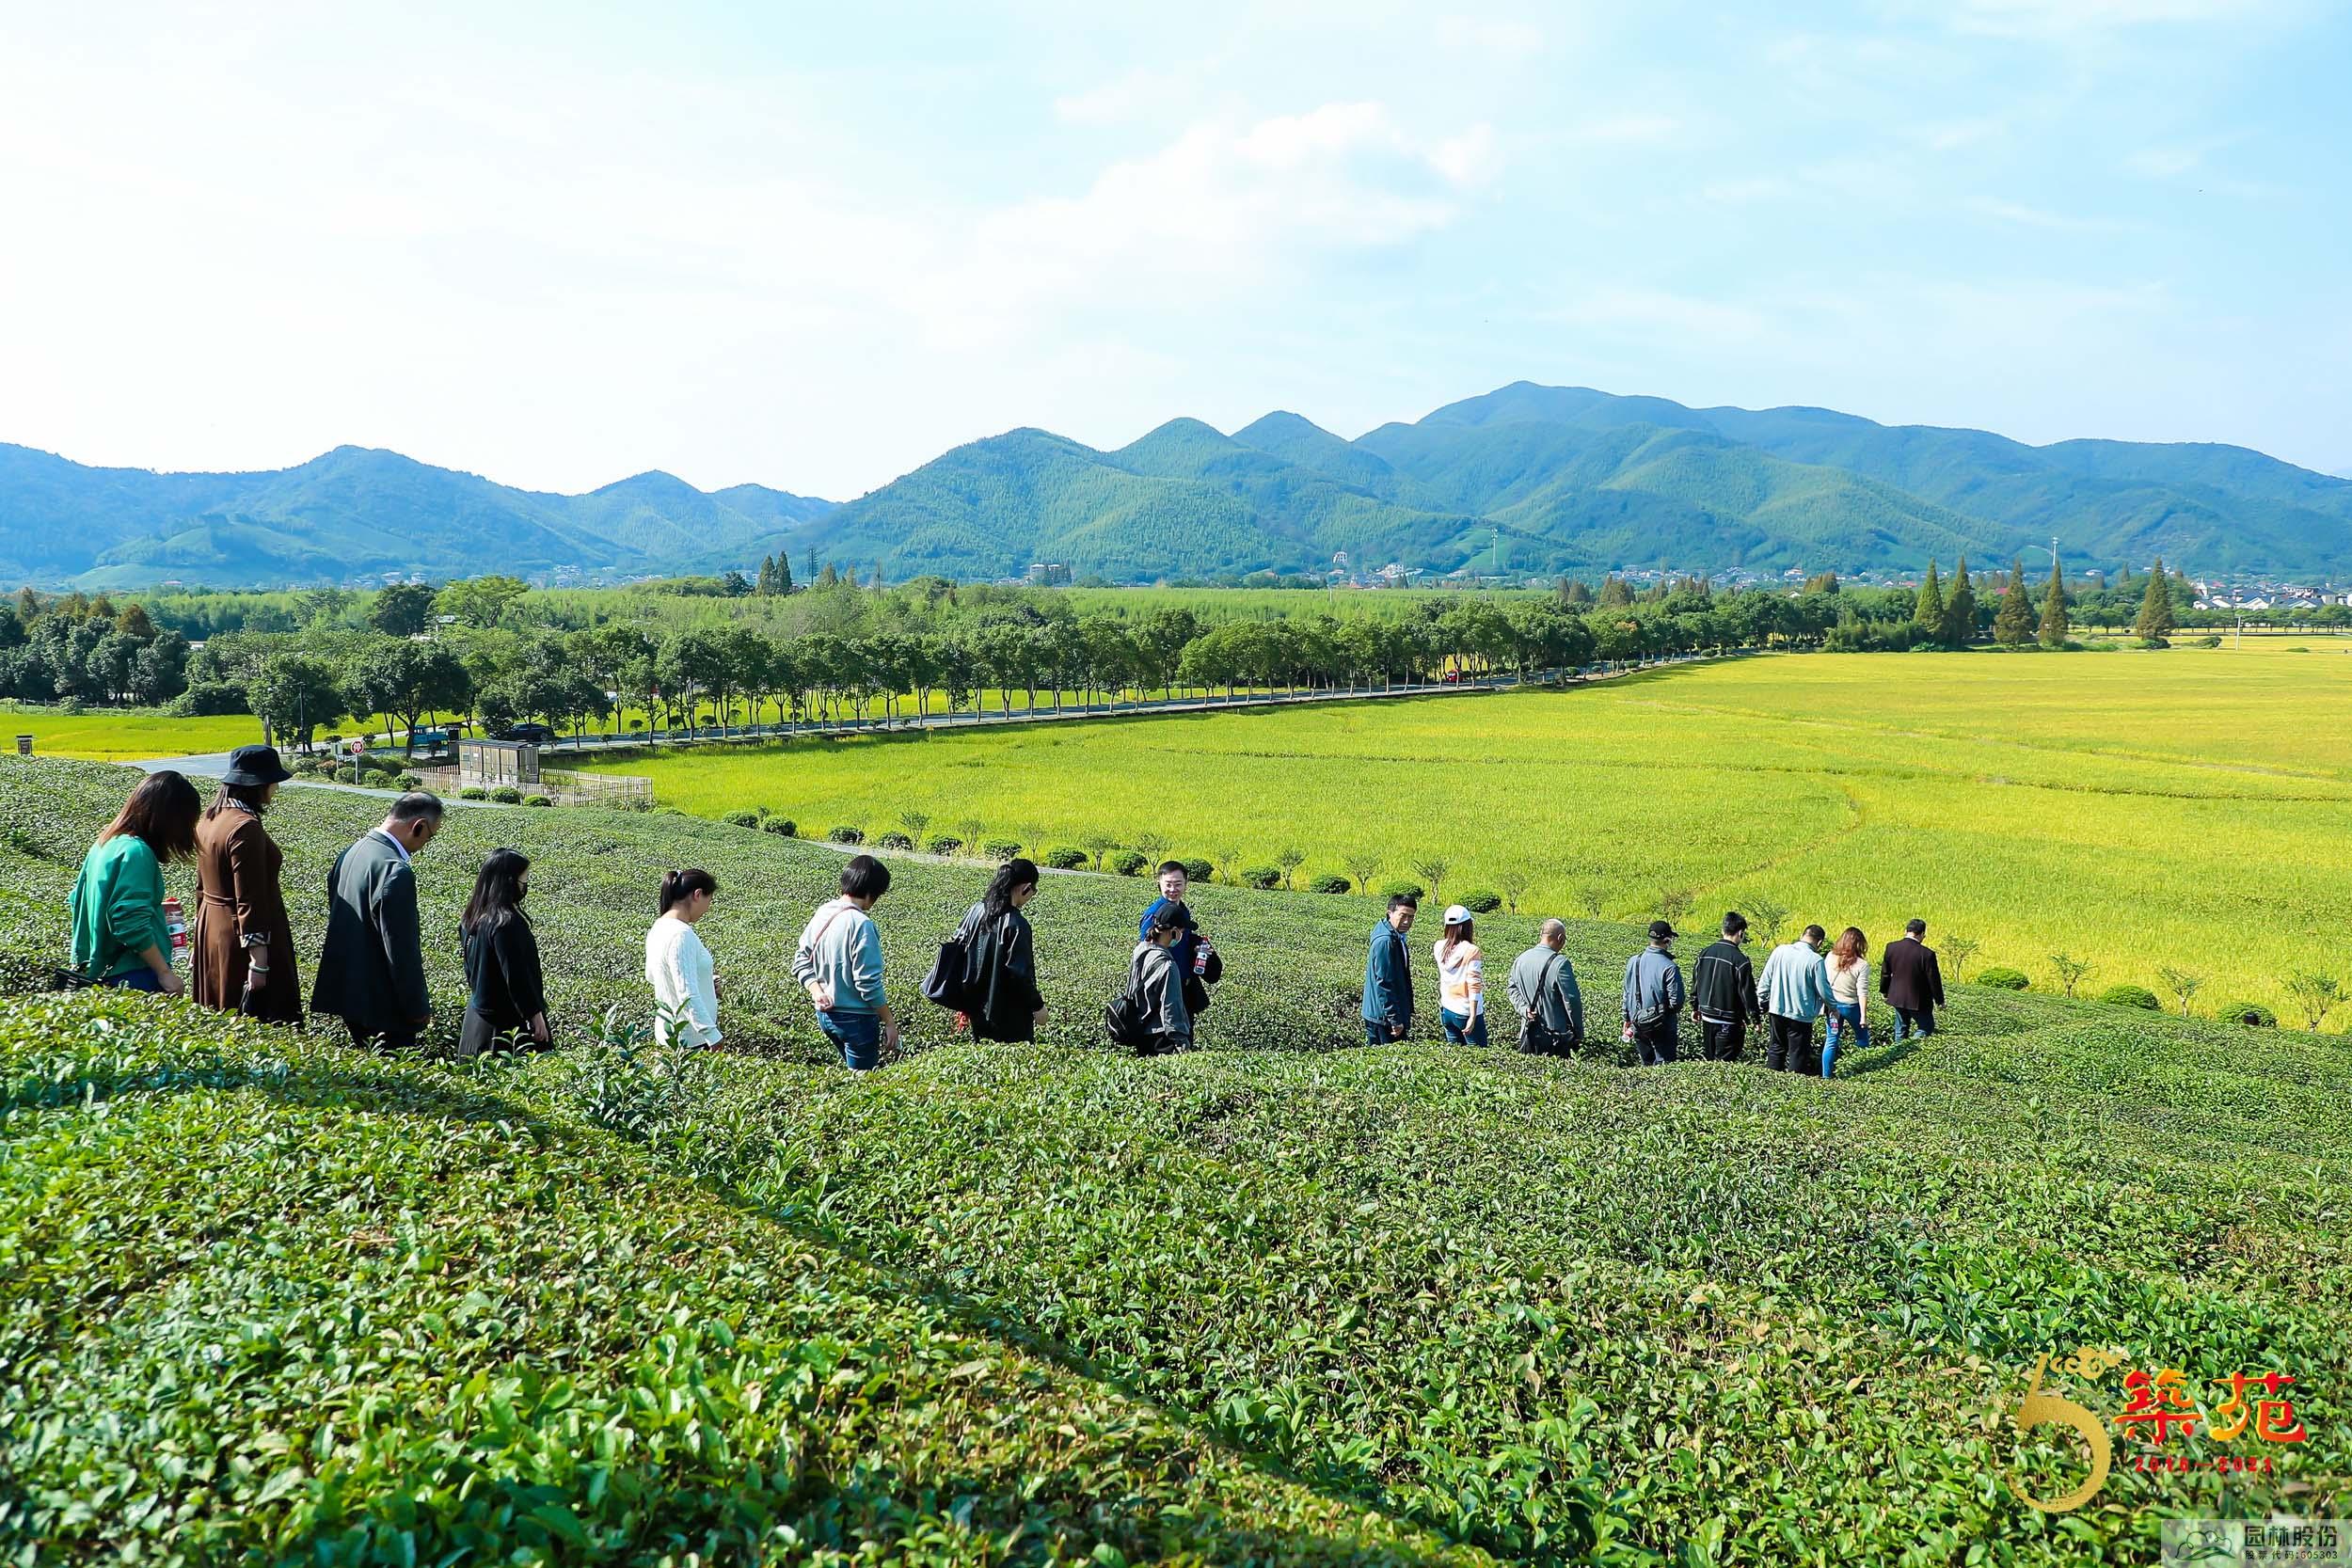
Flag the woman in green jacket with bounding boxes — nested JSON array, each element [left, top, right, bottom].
[[68, 769, 202, 993]]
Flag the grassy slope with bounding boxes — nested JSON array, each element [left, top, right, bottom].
[[612, 647, 2352, 1024], [1, 756, 2347, 1563]]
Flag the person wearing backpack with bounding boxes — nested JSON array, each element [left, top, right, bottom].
[[1506, 919, 1584, 1055], [1115, 903, 1191, 1055], [949, 857, 1048, 1042], [792, 854, 898, 1071], [1620, 920, 1686, 1066]]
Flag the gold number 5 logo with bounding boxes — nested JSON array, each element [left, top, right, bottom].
[[2006, 1353, 2113, 1513]]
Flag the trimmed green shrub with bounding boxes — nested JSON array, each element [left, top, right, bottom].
[[827, 826, 865, 845], [723, 810, 761, 829], [1045, 847, 1089, 871], [1181, 858, 1214, 884], [1978, 965, 2029, 990], [2216, 999, 2277, 1028], [1458, 889, 1503, 915], [763, 817, 797, 837], [489, 786, 523, 804], [876, 832, 915, 850], [1381, 880, 1425, 902], [395, 772, 423, 791], [1111, 850, 1148, 877], [458, 786, 486, 801], [983, 838, 1025, 863], [1241, 865, 1281, 890], [1309, 873, 1351, 895], [926, 834, 963, 857], [2097, 983, 2160, 1010], [524, 795, 554, 808]]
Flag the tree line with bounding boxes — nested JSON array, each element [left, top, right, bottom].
[[0, 561, 2267, 746]]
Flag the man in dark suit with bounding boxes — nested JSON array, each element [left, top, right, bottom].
[[1879, 917, 1946, 1041], [310, 792, 443, 1049]]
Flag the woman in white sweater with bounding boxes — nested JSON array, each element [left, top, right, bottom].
[[644, 868, 722, 1047], [1821, 926, 1870, 1078]]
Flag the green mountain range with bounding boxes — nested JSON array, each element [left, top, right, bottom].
[[0, 443, 834, 588], [7, 384, 2348, 586], [776, 383, 2352, 581]]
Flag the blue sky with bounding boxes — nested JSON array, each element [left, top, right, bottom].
[[1, 0, 2344, 497]]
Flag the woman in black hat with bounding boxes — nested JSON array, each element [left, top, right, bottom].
[[191, 744, 303, 1022]]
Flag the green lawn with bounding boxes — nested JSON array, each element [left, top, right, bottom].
[[612, 645, 2352, 1025]]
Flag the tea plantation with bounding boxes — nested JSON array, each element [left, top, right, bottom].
[[2, 756, 2346, 1564]]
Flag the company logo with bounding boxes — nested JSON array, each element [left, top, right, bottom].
[[2004, 1346, 2311, 1513]]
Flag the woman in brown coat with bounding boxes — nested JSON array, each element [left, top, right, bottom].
[[191, 745, 303, 1023]]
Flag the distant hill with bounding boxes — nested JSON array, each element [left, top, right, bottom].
[[0, 443, 834, 588], [772, 384, 2351, 581], [8, 383, 2349, 586]]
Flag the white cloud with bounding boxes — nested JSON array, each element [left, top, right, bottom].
[[1965, 197, 2134, 231]]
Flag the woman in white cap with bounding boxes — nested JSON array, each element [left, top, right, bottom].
[[1432, 904, 1487, 1047]]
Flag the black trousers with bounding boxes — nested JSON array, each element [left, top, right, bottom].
[[343, 1017, 420, 1053], [1699, 1015, 1746, 1061], [1766, 1013, 1818, 1074], [1631, 1015, 1679, 1066]]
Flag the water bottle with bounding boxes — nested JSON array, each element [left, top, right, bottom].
[[163, 895, 187, 964]]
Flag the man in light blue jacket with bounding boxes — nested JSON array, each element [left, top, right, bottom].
[[1756, 924, 1832, 1075], [792, 854, 898, 1070]]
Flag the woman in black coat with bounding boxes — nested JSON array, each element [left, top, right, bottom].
[[955, 857, 1049, 1042], [459, 848, 550, 1056]]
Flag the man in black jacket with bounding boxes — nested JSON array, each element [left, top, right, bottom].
[[310, 793, 442, 1049], [1880, 917, 1946, 1040], [1690, 911, 1758, 1060]]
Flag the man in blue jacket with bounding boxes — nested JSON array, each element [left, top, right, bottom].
[[1361, 893, 1418, 1043], [1621, 919, 1687, 1066]]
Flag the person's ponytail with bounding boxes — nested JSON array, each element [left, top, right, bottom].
[[660, 867, 718, 914]]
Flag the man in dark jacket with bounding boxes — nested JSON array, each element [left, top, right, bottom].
[[1690, 911, 1757, 1060], [1360, 893, 1417, 1043], [1880, 917, 1946, 1040], [310, 793, 442, 1049]]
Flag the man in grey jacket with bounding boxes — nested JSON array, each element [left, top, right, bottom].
[[1506, 919, 1583, 1054], [310, 793, 442, 1049], [1620, 920, 1686, 1067]]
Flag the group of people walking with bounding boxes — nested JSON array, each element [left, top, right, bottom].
[[65, 750, 1943, 1076], [1363, 898, 1946, 1077]]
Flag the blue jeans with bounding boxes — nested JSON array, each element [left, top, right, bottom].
[[1893, 1006, 1934, 1041], [818, 1009, 883, 1071], [1439, 1007, 1487, 1047], [1365, 1019, 1406, 1045], [1823, 1000, 1867, 1078], [100, 967, 164, 992]]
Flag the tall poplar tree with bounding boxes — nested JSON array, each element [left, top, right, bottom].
[[2039, 562, 2069, 646], [1993, 558, 2035, 646], [1913, 561, 1946, 639], [1940, 556, 1977, 647], [2135, 557, 2177, 643]]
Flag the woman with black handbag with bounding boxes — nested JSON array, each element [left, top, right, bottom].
[[943, 857, 1048, 1042]]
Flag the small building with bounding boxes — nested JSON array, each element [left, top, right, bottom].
[[458, 738, 539, 788]]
